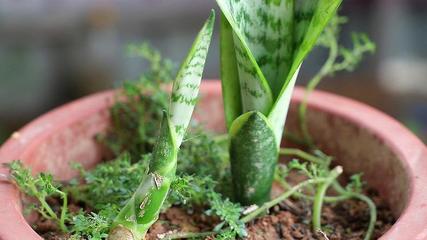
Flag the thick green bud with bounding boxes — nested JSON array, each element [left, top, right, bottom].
[[229, 111, 278, 206]]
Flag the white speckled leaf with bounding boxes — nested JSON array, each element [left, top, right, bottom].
[[218, 0, 296, 115], [217, 0, 343, 207], [170, 11, 215, 147], [232, 35, 273, 114], [217, 0, 342, 145], [293, 0, 319, 47], [269, 0, 342, 146]]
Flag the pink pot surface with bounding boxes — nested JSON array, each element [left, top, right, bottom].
[[0, 81, 426, 240]]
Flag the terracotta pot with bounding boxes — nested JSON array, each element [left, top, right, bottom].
[[0, 81, 426, 240]]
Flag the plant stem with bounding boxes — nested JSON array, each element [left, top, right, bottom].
[[279, 146, 374, 238], [354, 194, 377, 240], [312, 166, 343, 231], [299, 27, 338, 148], [58, 191, 69, 232], [38, 198, 57, 220], [37, 208, 52, 220], [241, 179, 319, 223], [241, 166, 342, 224], [29, 183, 60, 224], [159, 231, 215, 239], [332, 181, 376, 240], [279, 148, 324, 164], [276, 167, 375, 239], [29, 182, 68, 232], [274, 173, 350, 203]]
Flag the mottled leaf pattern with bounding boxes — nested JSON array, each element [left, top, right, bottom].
[[110, 12, 215, 239], [217, 0, 342, 145], [293, 0, 319, 48], [217, 0, 342, 206], [170, 11, 215, 146], [232, 35, 273, 114], [219, 0, 295, 98], [269, 0, 342, 146], [218, 0, 281, 115]]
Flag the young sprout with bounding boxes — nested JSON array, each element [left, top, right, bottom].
[[216, 0, 343, 205], [108, 10, 215, 240]]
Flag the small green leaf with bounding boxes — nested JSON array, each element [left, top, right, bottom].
[[170, 10, 215, 146], [206, 191, 246, 237]]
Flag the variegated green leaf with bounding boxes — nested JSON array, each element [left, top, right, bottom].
[[269, 0, 342, 145], [170, 10, 215, 146], [110, 12, 215, 240], [217, 0, 279, 115], [217, 0, 295, 98], [217, 0, 342, 146], [294, 0, 319, 48], [232, 34, 273, 114], [293, 0, 342, 63], [217, 0, 343, 207]]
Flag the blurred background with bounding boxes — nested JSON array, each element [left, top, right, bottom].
[[0, 0, 426, 143]]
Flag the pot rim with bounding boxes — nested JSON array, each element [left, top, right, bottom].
[[0, 80, 425, 240]]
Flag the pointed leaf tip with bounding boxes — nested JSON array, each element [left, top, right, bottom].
[[205, 9, 215, 30], [170, 11, 215, 147]]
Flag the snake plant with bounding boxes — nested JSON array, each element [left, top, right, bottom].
[[216, 0, 343, 205], [108, 11, 215, 240]]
